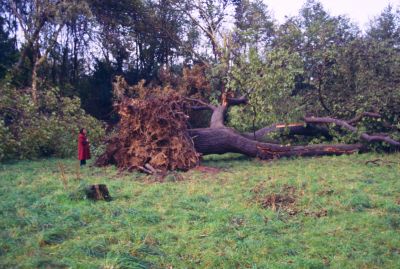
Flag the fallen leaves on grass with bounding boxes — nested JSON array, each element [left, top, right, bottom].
[[252, 183, 328, 218], [261, 185, 298, 215]]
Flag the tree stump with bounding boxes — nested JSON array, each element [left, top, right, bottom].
[[85, 184, 112, 201]]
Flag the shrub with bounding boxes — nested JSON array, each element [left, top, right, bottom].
[[0, 79, 105, 161]]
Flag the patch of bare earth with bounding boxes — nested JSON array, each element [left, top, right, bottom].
[[260, 185, 298, 215], [252, 183, 327, 218]]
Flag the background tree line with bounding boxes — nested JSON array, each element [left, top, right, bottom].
[[0, 0, 399, 160]]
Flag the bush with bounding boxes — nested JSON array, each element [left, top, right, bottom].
[[0, 79, 105, 161]]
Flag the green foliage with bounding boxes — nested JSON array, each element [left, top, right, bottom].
[[228, 48, 304, 132], [234, 0, 275, 49], [266, 1, 400, 148], [0, 79, 104, 161], [0, 153, 399, 267], [368, 5, 400, 44]]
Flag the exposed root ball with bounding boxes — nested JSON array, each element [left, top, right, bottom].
[[95, 93, 199, 171]]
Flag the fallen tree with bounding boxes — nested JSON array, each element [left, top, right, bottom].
[[187, 94, 363, 159], [96, 88, 399, 172]]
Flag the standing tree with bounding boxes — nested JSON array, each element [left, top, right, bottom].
[[6, 0, 91, 104]]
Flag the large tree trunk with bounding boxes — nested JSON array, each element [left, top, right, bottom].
[[189, 127, 361, 159], [31, 60, 39, 105]]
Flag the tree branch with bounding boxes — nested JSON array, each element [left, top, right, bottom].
[[10, 1, 28, 38], [227, 96, 248, 106], [242, 123, 332, 141], [305, 116, 357, 131], [191, 106, 213, 111], [185, 97, 216, 111], [360, 133, 400, 147], [35, 25, 63, 67], [304, 116, 400, 147], [347, 112, 381, 125]]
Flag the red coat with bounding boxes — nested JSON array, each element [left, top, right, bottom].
[[78, 133, 91, 160]]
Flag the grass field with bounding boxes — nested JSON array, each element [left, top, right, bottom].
[[1, 153, 400, 268]]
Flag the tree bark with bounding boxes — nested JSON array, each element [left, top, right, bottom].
[[30, 26, 63, 105], [242, 123, 332, 141], [31, 60, 39, 105], [210, 105, 227, 128], [189, 127, 362, 159]]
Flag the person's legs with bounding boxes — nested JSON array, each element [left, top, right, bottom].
[[80, 159, 86, 166]]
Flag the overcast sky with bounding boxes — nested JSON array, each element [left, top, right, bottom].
[[265, 0, 399, 29]]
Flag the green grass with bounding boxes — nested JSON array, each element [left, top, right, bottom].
[[1, 153, 400, 268]]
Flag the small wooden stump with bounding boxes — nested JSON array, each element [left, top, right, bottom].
[[85, 184, 112, 201]]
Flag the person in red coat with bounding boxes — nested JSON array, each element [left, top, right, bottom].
[[78, 128, 91, 166]]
